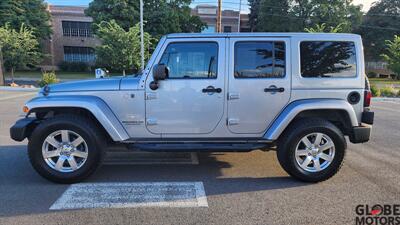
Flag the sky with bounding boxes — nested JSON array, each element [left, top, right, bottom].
[[46, 0, 375, 12]]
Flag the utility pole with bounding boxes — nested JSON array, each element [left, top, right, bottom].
[[140, 0, 145, 71], [237, 0, 241, 32], [0, 47, 4, 86], [216, 0, 222, 33]]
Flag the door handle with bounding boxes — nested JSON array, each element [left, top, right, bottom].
[[202, 86, 222, 93], [264, 85, 285, 93]]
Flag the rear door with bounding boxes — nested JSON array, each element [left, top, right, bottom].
[[227, 37, 291, 134]]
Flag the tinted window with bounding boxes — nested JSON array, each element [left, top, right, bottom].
[[159, 42, 218, 79], [300, 41, 357, 78], [234, 42, 286, 78]]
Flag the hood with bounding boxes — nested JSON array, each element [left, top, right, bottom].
[[46, 77, 122, 93]]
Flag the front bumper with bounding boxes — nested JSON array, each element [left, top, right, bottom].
[[10, 118, 38, 142]]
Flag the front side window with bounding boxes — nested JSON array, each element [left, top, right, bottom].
[[159, 42, 218, 79], [234, 41, 286, 78], [300, 41, 357, 78]]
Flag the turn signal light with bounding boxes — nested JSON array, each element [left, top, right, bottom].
[[22, 106, 29, 113]]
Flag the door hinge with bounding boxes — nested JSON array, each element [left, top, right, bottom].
[[146, 118, 158, 126], [146, 92, 157, 100], [228, 93, 240, 100], [227, 118, 240, 126]]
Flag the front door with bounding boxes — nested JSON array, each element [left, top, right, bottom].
[[145, 39, 225, 135], [227, 37, 291, 134]]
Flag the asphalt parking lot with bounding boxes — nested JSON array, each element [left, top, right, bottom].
[[0, 90, 399, 225]]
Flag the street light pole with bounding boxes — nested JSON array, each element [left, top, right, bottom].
[[237, 0, 241, 32], [140, 0, 145, 71]]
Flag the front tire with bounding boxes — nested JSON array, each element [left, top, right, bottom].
[[28, 115, 105, 183], [277, 118, 346, 182]]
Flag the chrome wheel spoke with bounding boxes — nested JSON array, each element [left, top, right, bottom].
[[55, 157, 66, 170], [45, 136, 60, 148], [72, 150, 88, 158], [43, 149, 60, 158], [313, 158, 321, 171], [61, 130, 70, 143], [319, 153, 333, 162], [302, 156, 312, 167], [296, 150, 308, 156], [320, 141, 334, 151], [314, 133, 323, 146], [67, 157, 78, 170], [301, 137, 312, 148], [71, 136, 84, 147]]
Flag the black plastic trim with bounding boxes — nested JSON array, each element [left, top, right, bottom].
[[362, 111, 374, 125], [10, 118, 38, 142], [349, 125, 372, 144]]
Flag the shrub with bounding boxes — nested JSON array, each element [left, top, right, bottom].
[[367, 71, 377, 78], [59, 61, 91, 72], [380, 86, 397, 97], [38, 71, 59, 87], [370, 85, 381, 97]]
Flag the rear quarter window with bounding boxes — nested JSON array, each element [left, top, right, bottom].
[[300, 41, 357, 78]]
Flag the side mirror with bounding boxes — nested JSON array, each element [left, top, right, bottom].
[[153, 63, 168, 81]]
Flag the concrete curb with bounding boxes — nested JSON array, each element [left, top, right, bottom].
[[372, 97, 400, 103], [0, 86, 40, 92]]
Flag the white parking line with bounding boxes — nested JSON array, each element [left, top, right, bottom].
[[50, 182, 208, 210]]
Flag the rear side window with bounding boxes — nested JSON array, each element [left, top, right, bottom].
[[300, 41, 357, 78], [234, 41, 286, 78]]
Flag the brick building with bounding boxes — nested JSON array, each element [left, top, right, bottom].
[[41, 5, 100, 70], [41, 4, 250, 70]]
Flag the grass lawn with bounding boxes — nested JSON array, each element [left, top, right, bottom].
[[5, 71, 124, 80], [369, 78, 400, 85], [5, 71, 93, 80]]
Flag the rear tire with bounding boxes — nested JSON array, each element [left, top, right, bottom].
[[28, 115, 105, 184], [277, 118, 346, 182]]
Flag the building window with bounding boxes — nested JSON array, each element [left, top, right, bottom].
[[223, 26, 232, 33], [159, 42, 218, 79], [300, 41, 357, 78], [234, 41, 286, 78], [62, 21, 93, 37], [64, 46, 95, 62]]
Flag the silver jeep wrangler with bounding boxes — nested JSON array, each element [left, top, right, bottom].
[[10, 33, 374, 183]]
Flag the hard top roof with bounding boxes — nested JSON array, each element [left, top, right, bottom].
[[165, 32, 361, 39]]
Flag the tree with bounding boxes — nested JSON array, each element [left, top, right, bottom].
[[0, 0, 51, 40], [253, 0, 292, 32], [0, 24, 42, 83], [85, 0, 205, 38], [0, 27, 6, 85], [358, 0, 400, 61], [305, 23, 345, 33], [382, 35, 400, 80], [95, 20, 153, 75], [249, 0, 363, 33], [248, 0, 261, 32]]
